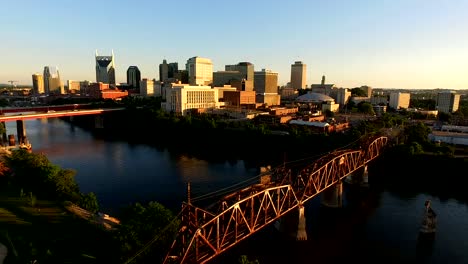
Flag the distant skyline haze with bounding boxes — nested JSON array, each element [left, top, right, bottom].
[[1, 0, 467, 89]]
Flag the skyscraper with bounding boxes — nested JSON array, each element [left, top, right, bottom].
[[225, 62, 254, 91], [95, 50, 116, 86], [32, 73, 44, 94], [43, 66, 64, 94], [225, 62, 254, 82], [126, 66, 141, 89], [186, 56, 213, 86], [290, 61, 307, 89], [159, 60, 179, 82], [254, 69, 278, 94]]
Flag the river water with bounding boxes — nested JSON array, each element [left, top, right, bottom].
[[6, 118, 468, 264]]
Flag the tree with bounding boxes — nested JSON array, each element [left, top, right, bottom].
[[350, 87, 367, 97], [78, 192, 99, 213], [3, 150, 81, 202], [357, 102, 375, 115], [404, 121, 431, 146], [114, 201, 180, 263]]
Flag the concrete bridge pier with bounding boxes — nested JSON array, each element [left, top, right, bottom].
[[16, 120, 26, 144], [1, 122, 6, 145], [296, 204, 307, 241], [321, 181, 343, 208], [345, 165, 369, 186]]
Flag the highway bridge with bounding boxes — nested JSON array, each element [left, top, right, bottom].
[[0, 105, 125, 147]]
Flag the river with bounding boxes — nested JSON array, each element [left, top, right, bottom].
[[6, 117, 468, 264]]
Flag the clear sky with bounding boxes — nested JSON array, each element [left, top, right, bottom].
[[2, 0, 468, 89]]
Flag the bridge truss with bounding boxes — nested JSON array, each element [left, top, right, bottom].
[[164, 136, 388, 264]]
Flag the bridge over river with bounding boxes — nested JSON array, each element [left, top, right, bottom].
[[162, 136, 389, 264]]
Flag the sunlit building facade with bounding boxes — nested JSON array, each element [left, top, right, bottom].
[[32, 73, 44, 94], [186, 56, 213, 86]]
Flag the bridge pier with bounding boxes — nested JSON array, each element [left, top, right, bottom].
[[345, 165, 369, 187], [16, 120, 27, 144], [321, 181, 343, 208], [0, 122, 6, 145], [296, 204, 307, 241]]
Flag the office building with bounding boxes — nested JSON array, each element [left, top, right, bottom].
[[290, 61, 307, 89], [225, 62, 254, 91], [32, 73, 44, 94], [186, 56, 213, 86], [159, 60, 179, 83], [43, 66, 64, 94], [127, 66, 141, 89], [140, 78, 155, 96], [254, 69, 278, 94], [162, 84, 219, 115], [95, 50, 116, 86]]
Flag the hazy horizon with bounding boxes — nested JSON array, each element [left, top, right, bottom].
[[2, 0, 468, 90]]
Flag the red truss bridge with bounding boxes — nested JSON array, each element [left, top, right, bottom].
[[163, 136, 389, 264]]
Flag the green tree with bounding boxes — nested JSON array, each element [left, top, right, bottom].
[[357, 102, 375, 115], [3, 150, 81, 202], [115, 201, 180, 263], [78, 192, 99, 213], [404, 121, 431, 146], [350, 87, 367, 97]]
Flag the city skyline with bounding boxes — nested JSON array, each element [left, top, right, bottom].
[[2, 0, 468, 90]]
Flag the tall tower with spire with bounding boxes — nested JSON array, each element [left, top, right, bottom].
[[95, 49, 116, 86]]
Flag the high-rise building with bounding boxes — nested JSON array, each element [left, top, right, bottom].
[[43, 66, 64, 94], [290, 61, 307, 89], [32, 73, 44, 94], [127, 66, 141, 89], [95, 50, 116, 86], [225, 62, 254, 91], [159, 60, 179, 82], [140, 78, 155, 96], [254, 69, 278, 94], [186, 56, 213, 86], [225, 62, 254, 81], [437, 91, 461, 113]]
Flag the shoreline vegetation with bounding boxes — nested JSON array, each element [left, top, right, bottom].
[[1, 98, 466, 263]]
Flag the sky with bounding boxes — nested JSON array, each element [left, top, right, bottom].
[[1, 0, 468, 89]]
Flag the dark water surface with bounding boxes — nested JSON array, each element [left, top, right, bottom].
[[7, 118, 468, 264]]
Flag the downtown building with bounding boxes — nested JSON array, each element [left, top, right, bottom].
[[159, 60, 179, 83], [127, 66, 141, 89], [95, 50, 116, 86], [43, 66, 64, 94], [32, 73, 45, 94], [254, 69, 280, 106], [162, 84, 219, 115], [186, 56, 213, 86], [290, 61, 307, 90]]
